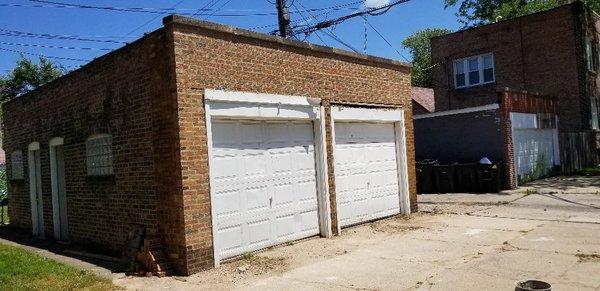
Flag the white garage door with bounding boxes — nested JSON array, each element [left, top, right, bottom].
[[210, 120, 320, 259], [334, 122, 401, 227], [513, 128, 557, 180]]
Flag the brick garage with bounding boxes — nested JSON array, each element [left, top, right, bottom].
[[2, 15, 415, 275]]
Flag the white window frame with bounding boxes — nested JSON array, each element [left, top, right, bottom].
[[453, 53, 495, 89], [85, 134, 114, 176], [10, 150, 24, 180]]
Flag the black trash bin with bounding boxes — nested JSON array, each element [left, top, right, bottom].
[[453, 163, 479, 193], [477, 163, 502, 193], [434, 164, 455, 193], [417, 160, 438, 194]]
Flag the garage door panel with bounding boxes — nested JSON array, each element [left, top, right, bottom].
[[247, 219, 271, 246], [371, 171, 398, 189], [213, 191, 241, 216], [211, 119, 320, 260], [245, 187, 269, 211], [210, 156, 238, 180], [219, 224, 244, 254], [334, 122, 401, 228]]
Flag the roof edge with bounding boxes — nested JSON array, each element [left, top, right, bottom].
[[162, 15, 412, 70], [431, 1, 583, 42]]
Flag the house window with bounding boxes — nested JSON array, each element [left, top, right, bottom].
[[86, 134, 114, 176], [10, 151, 24, 180], [454, 53, 495, 88], [455, 60, 465, 87]]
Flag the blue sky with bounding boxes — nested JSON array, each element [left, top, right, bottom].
[[0, 0, 462, 73]]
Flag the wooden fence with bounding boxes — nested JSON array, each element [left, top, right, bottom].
[[559, 132, 599, 173]]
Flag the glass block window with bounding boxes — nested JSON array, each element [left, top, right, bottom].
[[86, 135, 114, 176], [10, 150, 24, 180]]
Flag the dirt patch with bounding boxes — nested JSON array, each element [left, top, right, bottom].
[[575, 253, 600, 263], [185, 254, 289, 288], [370, 217, 423, 233]]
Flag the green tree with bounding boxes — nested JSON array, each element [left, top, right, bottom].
[[402, 28, 453, 88], [445, 0, 600, 27], [0, 56, 64, 103]]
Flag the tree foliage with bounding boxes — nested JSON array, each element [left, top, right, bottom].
[[402, 28, 453, 88], [445, 0, 600, 27], [0, 56, 63, 103]]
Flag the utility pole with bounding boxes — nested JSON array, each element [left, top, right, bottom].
[[276, 0, 292, 38]]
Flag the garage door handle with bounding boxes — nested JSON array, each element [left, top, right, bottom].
[[269, 197, 273, 207]]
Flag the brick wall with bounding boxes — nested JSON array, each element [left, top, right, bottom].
[[431, 3, 585, 132], [499, 90, 559, 188], [166, 16, 414, 274], [2, 29, 186, 261]]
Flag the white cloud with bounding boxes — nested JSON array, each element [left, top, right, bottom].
[[364, 0, 391, 9]]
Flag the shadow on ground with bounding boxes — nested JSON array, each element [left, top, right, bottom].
[[523, 176, 600, 192], [0, 225, 122, 274]]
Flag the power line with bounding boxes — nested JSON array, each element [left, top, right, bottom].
[[295, 0, 359, 53], [292, 0, 410, 36], [361, 16, 410, 62], [204, 0, 236, 18], [290, 2, 327, 45], [6, 0, 359, 17], [0, 29, 126, 44], [0, 47, 91, 62], [90, 0, 188, 59], [0, 41, 110, 51], [254, 0, 363, 31]]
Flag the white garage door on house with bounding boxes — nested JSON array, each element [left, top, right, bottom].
[[205, 89, 330, 263], [331, 106, 411, 229], [511, 112, 560, 183], [334, 122, 401, 227], [210, 121, 320, 259]]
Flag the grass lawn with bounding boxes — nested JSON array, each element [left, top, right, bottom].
[[0, 242, 119, 290]]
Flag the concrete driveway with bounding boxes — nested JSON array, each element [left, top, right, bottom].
[[114, 177, 600, 290]]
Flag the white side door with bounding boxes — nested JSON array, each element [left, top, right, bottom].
[[28, 142, 44, 237], [334, 122, 401, 227], [210, 120, 320, 259], [50, 138, 69, 241]]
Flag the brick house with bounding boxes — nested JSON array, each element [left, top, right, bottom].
[[415, 2, 600, 188], [2, 16, 415, 275]]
